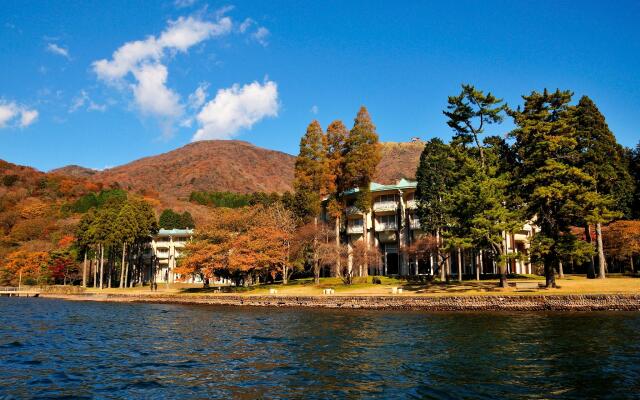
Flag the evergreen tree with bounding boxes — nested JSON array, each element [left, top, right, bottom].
[[159, 209, 181, 229], [342, 106, 381, 211], [444, 84, 507, 167], [509, 89, 594, 287], [415, 138, 456, 281], [180, 211, 195, 229], [293, 120, 327, 221], [632, 143, 640, 219], [574, 96, 629, 278]]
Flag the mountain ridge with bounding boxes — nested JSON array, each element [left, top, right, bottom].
[[46, 139, 425, 197]]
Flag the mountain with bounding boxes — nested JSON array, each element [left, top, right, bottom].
[[50, 165, 97, 179], [96, 140, 295, 199], [50, 139, 425, 200], [376, 141, 425, 183]]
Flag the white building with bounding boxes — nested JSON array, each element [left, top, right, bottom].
[[323, 179, 537, 277], [150, 229, 193, 283]]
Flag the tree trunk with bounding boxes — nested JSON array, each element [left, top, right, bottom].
[[335, 216, 341, 277], [544, 254, 557, 288], [99, 244, 104, 289], [119, 242, 126, 289], [436, 229, 445, 281], [82, 250, 88, 288], [93, 251, 97, 288], [457, 248, 463, 282], [596, 222, 606, 279], [558, 260, 564, 279], [445, 253, 451, 284], [630, 254, 635, 274], [584, 224, 596, 279], [476, 250, 482, 281]]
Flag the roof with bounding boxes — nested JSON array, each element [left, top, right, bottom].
[[342, 178, 417, 196], [156, 229, 194, 236]]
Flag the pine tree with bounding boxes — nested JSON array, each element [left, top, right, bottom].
[[342, 106, 381, 211], [444, 84, 507, 168], [509, 89, 594, 287], [293, 120, 327, 221], [574, 96, 629, 278], [632, 143, 640, 219], [415, 138, 456, 281], [180, 211, 195, 229]]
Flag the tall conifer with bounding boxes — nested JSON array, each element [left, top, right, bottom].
[[510, 89, 594, 287], [293, 120, 327, 221], [342, 106, 381, 211]]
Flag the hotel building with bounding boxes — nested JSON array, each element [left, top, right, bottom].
[[323, 179, 537, 277]]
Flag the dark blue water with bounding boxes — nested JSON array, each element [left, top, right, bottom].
[[1, 298, 639, 399]]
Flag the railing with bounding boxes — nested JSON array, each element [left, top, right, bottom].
[[0, 287, 19, 292], [346, 206, 363, 216], [346, 225, 364, 234], [409, 219, 421, 230], [405, 199, 417, 209], [373, 201, 398, 212], [375, 222, 397, 232]]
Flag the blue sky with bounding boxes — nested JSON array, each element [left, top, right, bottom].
[[2, 0, 639, 171]]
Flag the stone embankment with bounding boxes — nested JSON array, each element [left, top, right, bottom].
[[41, 293, 640, 311]]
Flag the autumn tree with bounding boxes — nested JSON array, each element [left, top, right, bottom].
[[342, 107, 382, 211], [603, 220, 640, 273], [293, 120, 327, 221]]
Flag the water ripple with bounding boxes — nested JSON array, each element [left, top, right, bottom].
[[0, 298, 639, 399]]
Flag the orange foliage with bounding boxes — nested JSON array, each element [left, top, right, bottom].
[[58, 235, 75, 249], [3, 250, 49, 284], [603, 220, 640, 259]]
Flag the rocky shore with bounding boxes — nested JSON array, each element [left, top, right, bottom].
[[40, 293, 640, 311]]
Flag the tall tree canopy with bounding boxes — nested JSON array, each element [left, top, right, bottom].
[[342, 106, 381, 210], [293, 120, 327, 221], [509, 89, 595, 287], [444, 84, 506, 167]]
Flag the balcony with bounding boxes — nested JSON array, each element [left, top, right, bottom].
[[346, 225, 364, 234], [405, 199, 417, 210], [346, 206, 363, 216], [375, 222, 397, 232], [409, 219, 421, 230], [373, 201, 398, 212]]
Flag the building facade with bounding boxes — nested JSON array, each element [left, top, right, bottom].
[[150, 228, 194, 283], [323, 179, 537, 277]]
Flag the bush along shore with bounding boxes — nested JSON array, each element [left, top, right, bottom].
[[39, 293, 640, 312]]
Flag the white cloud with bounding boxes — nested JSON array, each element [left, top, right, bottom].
[[192, 80, 279, 141], [92, 16, 231, 124], [252, 27, 270, 46], [239, 18, 269, 46], [131, 63, 182, 118], [0, 101, 38, 129], [174, 0, 197, 8], [310, 105, 319, 114], [188, 83, 208, 110], [239, 18, 254, 33], [69, 90, 107, 113], [46, 43, 70, 59], [20, 109, 39, 127]]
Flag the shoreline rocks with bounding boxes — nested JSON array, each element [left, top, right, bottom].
[[40, 293, 640, 312]]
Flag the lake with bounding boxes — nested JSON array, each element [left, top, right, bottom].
[[1, 298, 639, 399]]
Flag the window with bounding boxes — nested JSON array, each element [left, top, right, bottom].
[[376, 215, 396, 226], [376, 194, 397, 203], [349, 219, 363, 227]]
